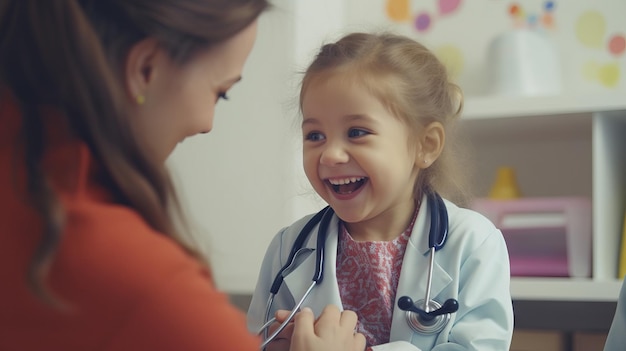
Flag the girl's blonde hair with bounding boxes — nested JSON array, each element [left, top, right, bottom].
[[300, 32, 471, 205]]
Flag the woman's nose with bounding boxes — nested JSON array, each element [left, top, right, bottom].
[[319, 141, 349, 165]]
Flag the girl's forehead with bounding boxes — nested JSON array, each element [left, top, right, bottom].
[[301, 67, 414, 124], [302, 75, 380, 110], [301, 75, 413, 125]]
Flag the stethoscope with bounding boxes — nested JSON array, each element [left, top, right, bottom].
[[257, 191, 459, 350]]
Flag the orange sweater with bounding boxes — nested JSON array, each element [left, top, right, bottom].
[[0, 94, 260, 350]]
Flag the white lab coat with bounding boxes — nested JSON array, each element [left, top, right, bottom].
[[247, 196, 514, 350], [604, 279, 626, 351]]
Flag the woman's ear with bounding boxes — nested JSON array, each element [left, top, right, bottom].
[[124, 38, 162, 104], [417, 121, 445, 169]]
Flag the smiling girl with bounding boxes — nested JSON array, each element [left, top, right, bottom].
[[248, 32, 513, 351]]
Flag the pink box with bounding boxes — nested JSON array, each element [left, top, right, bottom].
[[471, 197, 592, 278]]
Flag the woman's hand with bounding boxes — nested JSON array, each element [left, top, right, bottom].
[[290, 305, 366, 351], [265, 310, 293, 351]]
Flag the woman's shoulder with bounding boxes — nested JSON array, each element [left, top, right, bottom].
[[64, 204, 260, 349], [58, 200, 210, 307], [26, 198, 261, 349]]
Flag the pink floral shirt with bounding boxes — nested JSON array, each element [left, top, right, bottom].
[[336, 212, 417, 347]]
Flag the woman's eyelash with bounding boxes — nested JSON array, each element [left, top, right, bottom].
[[218, 92, 229, 100]]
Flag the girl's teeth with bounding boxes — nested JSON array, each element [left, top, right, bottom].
[[329, 177, 364, 185]]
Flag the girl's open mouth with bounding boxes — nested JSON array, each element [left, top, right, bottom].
[[327, 177, 368, 195]]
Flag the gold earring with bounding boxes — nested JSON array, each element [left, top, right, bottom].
[[136, 95, 146, 105]]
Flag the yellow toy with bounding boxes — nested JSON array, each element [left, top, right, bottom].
[[489, 166, 522, 199]]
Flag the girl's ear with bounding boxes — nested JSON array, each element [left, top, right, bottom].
[[124, 38, 162, 104], [417, 121, 445, 169]]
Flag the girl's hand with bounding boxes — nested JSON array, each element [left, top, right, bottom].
[[290, 305, 366, 351], [265, 310, 293, 351]]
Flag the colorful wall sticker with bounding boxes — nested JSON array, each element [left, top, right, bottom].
[[576, 10, 623, 88], [385, 0, 463, 32]]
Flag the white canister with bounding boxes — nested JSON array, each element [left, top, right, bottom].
[[486, 29, 562, 97]]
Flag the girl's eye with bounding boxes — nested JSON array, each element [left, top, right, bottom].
[[348, 128, 369, 138], [217, 92, 229, 101], [305, 131, 325, 142]]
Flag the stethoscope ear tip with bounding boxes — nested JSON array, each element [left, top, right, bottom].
[[397, 296, 416, 311], [440, 299, 459, 314]]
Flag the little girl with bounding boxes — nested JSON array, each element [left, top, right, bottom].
[[248, 32, 513, 351]]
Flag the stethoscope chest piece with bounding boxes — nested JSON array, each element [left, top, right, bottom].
[[404, 299, 451, 334]]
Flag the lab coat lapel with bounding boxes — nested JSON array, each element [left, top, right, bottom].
[[283, 214, 343, 317], [389, 195, 453, 342]]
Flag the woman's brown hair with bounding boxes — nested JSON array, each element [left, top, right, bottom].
[[0, 0, 269, 304]]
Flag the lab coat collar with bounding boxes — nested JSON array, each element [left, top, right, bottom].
[[283, 213, 343, 317]]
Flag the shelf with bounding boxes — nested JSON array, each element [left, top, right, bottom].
[[463, 93, 626, 120], [462, 94, 626, 286], [460, 94, 626, 144], [511, 278, 623, 302], [460, 111, 592, 144]]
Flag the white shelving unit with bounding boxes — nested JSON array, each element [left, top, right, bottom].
[[461, 93, 626, 302], [510, 278, 620, 302]]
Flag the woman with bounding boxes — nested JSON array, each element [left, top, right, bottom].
[[0, 1, 365, 350]]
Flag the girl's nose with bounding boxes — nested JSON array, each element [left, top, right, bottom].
[[319, 142, 349, 166]]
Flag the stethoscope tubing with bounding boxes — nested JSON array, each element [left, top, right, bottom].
[[259, 281, 317, 350], [261, 294, 276, 341], [259, 207, 334, 350], [423, 247, 436, 312]]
